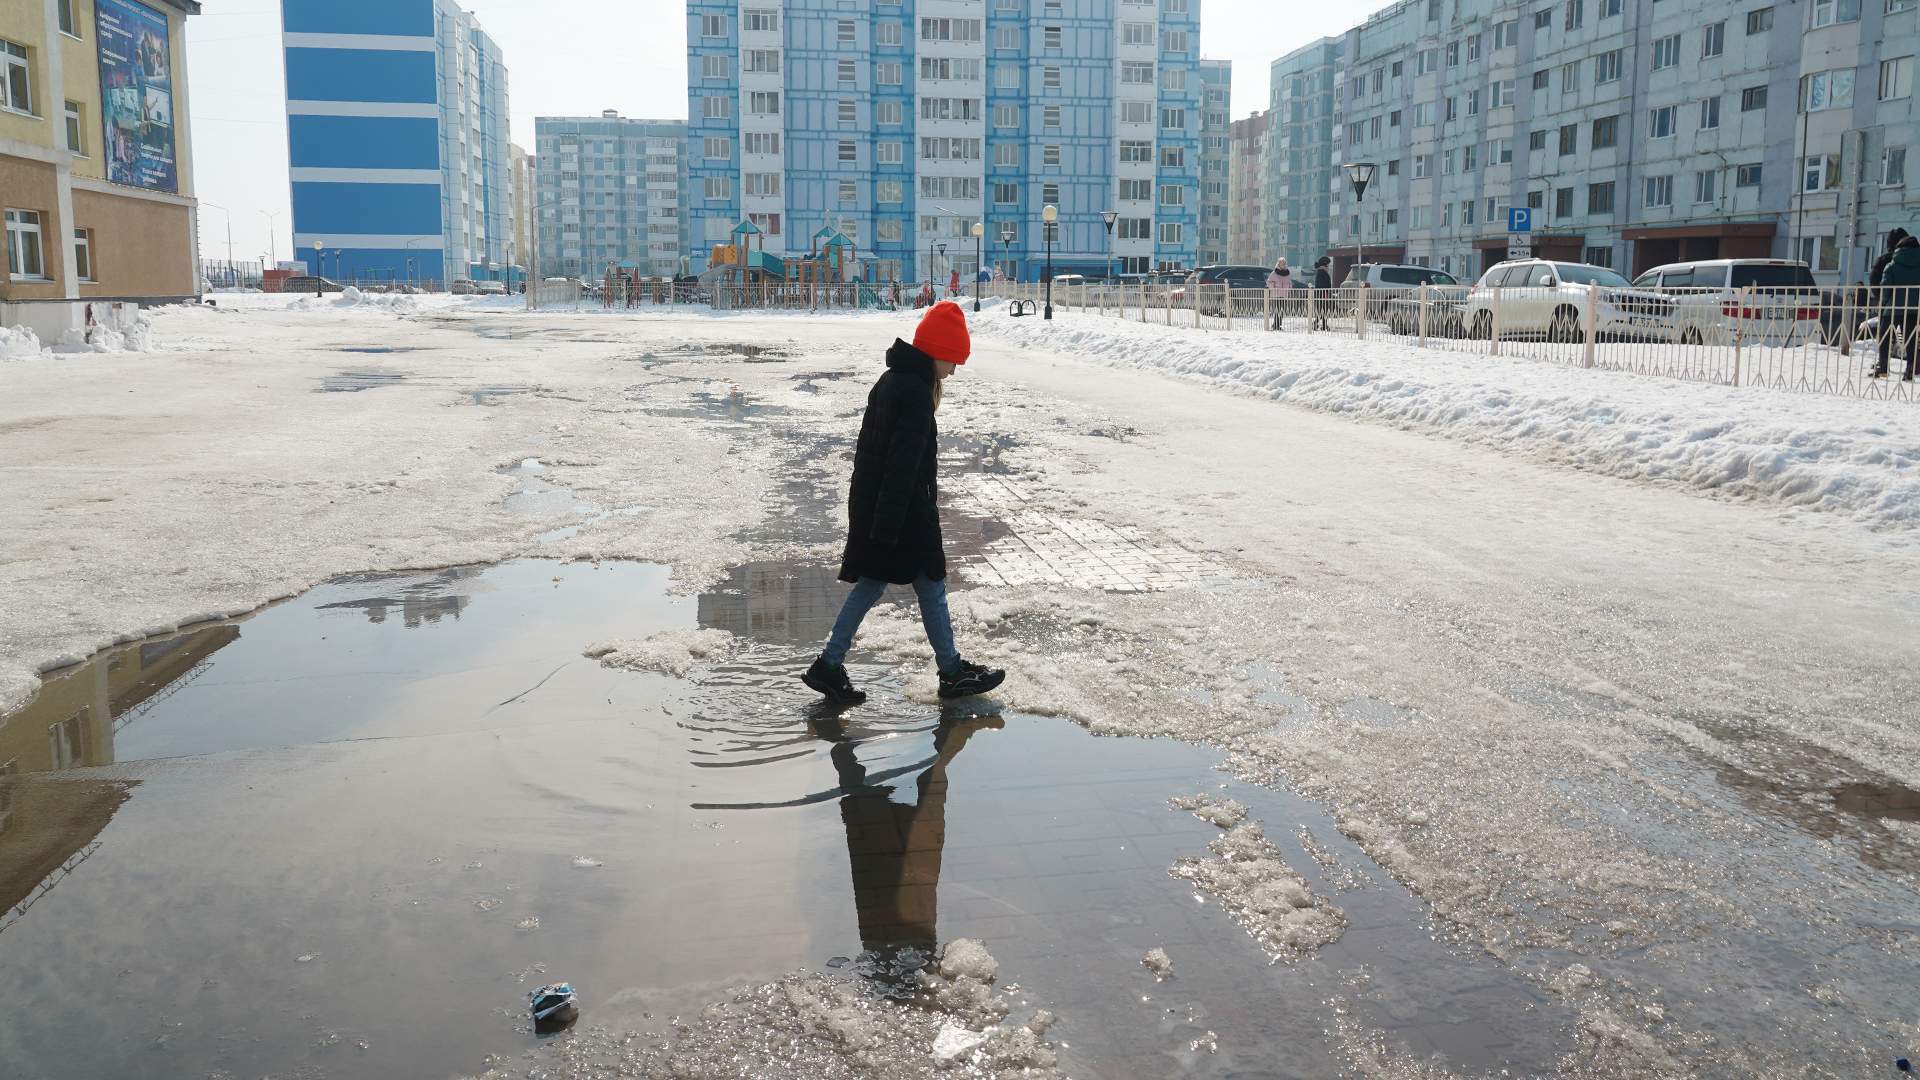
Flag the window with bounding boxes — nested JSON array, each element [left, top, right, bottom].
[[878, 22, 903, 46], [703, 175, 732, 200], [838, 180, 856, 203], [1736, 162, 1762, 186], [1468, 34, 1482, 61], [1527, 189, 1545, 209], [1644, 174, 1673, 207], [1446, 41, 1460, 67], [1561, 61, 1581, 93], [835, 19, 856, 44], [1742, 85, 1768, 111], [1119, 139, 1152, 163], [1490, 137, 1514, 163], [877, 100, 903, 125], [1649, 105, 1676, 138], [1884, 146, 1907, 186], [1119, 177, 1151, 201], [920, 97, 980, 121], [701, 13, 727, 37], [996, 65, 1020, 89], [1461, 200, 1476, 224], [1390, 109, 1402, 127], [1391, 60, 1404, 77], [701, 54, 729, 79], [1601, 0, 1621, 14], [745, 131, 780, 155], [994, 104, 1021, 128], [875, 220, 903, 244], [745, 173, 781, 196], [994, 142, 1020, 166], [1559, 123, 1578, 154], [1811, 0, 1862, 27], [703, 95, 731, 119], [1417, 48, 1439, 75], [919, 136, 981, 160], [1413, 153, 1432, 177], [1442, 149, 1457, 173], [1122, 61, 1154, 84], [1892, 0, 1917, 12], [1495, 20, 1519, 47], [1595, 49, 1622, 83], [1041, 181, 1060, 205], [745, 49, 780, 73], [1801, 153, 1841, 191], [1591, 114, 1618, 148], [1881, 57, 1913, 100], [6, 208, 44, 279], [1555, 186, 1574, 217], [1161, 106, 1185, 130], [1043, 105, 1061, 129], [1414, 102, 1435, 126], [1797, 236, 1839, 273], [1160, 145, 1184, 167], [1565, 0, 1585, 29], [1373, 68, 1385, 93], [64, 100, 84, 155], [745, 9, 778, 31], [1123, 22, 1153, 45], [1044, 25, 1063, 48], [1695, 170, 1718, 202], [1532, 68, 1550, 89], [1583, 245, 1613, 268], [1162, 28, 1189, 53], [1486, 79, 1513, 110], [1118, 217, 1150, 240], [993, 182, 1019, 204], [1044, 66, 1061, 90], [1044, 143, 1061, 166], [1651, 35, 1680, 70], [837, 140, 857, 163], [1587, 181, 1615, 213], [1157, 184, 1184, 207], [877, 61, 902, 85], [919, 17, 982, 42], [837, 99, 856, 123], [1441, 203, 1453, 227], [1159, 221, 1183, 244], [1699, 96, 1722, 129], [3, 39, 31, 115], [701, 136, 728, 160], [1800, 69, 1855, 111], [1121, 100, 1152, 123], [1410, 205, 1429, 229], [1746, 6, 1773, 32], [875, 140, 901, 164], [1534, 8, 1553, 29], [1702, 22, 1725, 58], [837, 60, 857, 83], [1445, 96, 1458, 122], [749, 91, 780, 114]]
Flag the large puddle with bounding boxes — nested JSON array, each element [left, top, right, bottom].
[[0, 560, 1567, 1079]]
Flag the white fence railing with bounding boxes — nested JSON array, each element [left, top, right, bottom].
[[982, 282, 1919, 402], [528, 280, 901, 312]]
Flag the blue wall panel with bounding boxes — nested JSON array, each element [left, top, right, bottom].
[[287, 116, 441, 169], [290, 182, 444, 234], [282, 0, 436, 37], [285, 48, 438, 103]]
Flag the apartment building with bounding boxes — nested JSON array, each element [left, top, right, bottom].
[[510, 142, 530, 277], [1226, 108, 1268, 263], [2, 0, 201, 337], [1265, 37, 1343, 271], [281, 0, 515, 288], [1197, 57, 1231, 264], [685, 0, 1208, 283], [1306, 0, 1916, 283], [533, 112, 688, 280]]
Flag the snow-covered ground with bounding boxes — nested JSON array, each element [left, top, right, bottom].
[[3, 297, 1917, 1076]]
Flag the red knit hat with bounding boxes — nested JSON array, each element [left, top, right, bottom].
[[913, 300, 971, 365]]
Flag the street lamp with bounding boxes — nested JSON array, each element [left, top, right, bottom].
[[258, 209, 279, 269], [1042, 203, 1058, 321], [999, 225, 1015, 281], [970, 220, 984, 312], [1341, 162, 1376, 283], [312, 241, 325, 297], [936, 242, 947, 292], [1100, 209, 1117, 283], [203, 201, 234, 286]]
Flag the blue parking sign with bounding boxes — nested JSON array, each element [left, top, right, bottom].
[[1507, 206, 1533, 232]]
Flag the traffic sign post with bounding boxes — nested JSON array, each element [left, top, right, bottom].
[[1507, 206, 1533, 233], [1507, 234, 1533, 260]]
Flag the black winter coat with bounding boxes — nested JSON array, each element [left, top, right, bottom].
[[1313, 267, 1333, 290], [839, 340, 945, 585], [1881, 240, 1920, 326]]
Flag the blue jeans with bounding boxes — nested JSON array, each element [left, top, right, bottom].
[[822, 574, 960, 675]]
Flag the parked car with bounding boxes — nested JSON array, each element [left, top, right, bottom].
[[281, 276, 343, 294], [473, 279, 508, 296], [1461, 259, 1673, 341], [1341, 263, 1463, 318], [450, 280, 477, 295], [1179, 264, 1274, 315], [1629, 259, 1820, 345], [1384, 285, 1471, 336], [1050, 273, 1088, 290]]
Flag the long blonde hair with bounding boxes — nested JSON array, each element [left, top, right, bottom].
[[931, 379, 943, 411]]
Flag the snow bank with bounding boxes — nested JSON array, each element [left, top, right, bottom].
[[51, 312, 155, 354], [975, 315, 1920, 533], [1, 325, 47, 360], [584, 627, 736, 678]]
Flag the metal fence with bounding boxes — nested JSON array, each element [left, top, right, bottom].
[[984, 281, 1919, 402], [527, 279, 901, 312]]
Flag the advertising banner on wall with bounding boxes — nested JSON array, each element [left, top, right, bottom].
[[96, 0, 178, 193]]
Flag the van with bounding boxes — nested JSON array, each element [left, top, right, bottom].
[[1630, 260, 1821, 345]]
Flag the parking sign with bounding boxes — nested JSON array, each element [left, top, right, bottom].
[[1507, 207, 1533, 233]]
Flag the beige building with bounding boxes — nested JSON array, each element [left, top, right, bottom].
[[510, 142, 530, 284], [1, 0, 200, 340], [1227, 110, 1270, 265]]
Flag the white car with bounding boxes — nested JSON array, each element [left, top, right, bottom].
[[450, 280, 477, 295], [474, 279, 508, 296], [1461, 259, 1674, 341], [1630, 259, 1821, 346]]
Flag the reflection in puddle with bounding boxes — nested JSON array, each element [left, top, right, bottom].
[[1832, 781, 1920, 822], [317, 370, 407, 392]]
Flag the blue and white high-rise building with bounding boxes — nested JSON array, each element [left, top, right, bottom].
[[686, 0, 1207, 283], [281, 0, 514, 287]]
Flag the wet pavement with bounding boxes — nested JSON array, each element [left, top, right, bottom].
[[0, 559, 1568, 1080]]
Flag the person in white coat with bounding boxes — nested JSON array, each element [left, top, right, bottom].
[[1266, 258, 1295, 330]]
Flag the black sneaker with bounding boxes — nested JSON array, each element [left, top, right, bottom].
[[801, 658, 866, 705], [938, 659, 1006, 700]]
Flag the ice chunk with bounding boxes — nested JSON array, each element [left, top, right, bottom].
[[931, 1022, 990, 1063], [1142, 947, 1173, 979], [938, 938, 999, 982], [584, 627, 736, 678]]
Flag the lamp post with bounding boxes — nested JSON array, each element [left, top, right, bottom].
[[312, 242, 325, 296], [970, 221, 984, 312], [936, 242, 947, 293], [1100, 209, 1117, 283], [1042, 203, 1058, 320], [258, 209, 279, 269], [203, 201, 234, 286], [999, 226, 1014, 281], [1341, 161, 1376, 283]]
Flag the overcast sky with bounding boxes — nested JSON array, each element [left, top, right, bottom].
[[188, 0, 1397, 266]]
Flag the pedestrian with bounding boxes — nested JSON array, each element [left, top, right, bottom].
[[802, 300, 1008, 704], [1312, 256, 1333, 330], [1266, 258, 1294, 330], [1877, 230, 1920, 381], [1869, 228, 1911, 377], [948, 267, 961, 298]]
